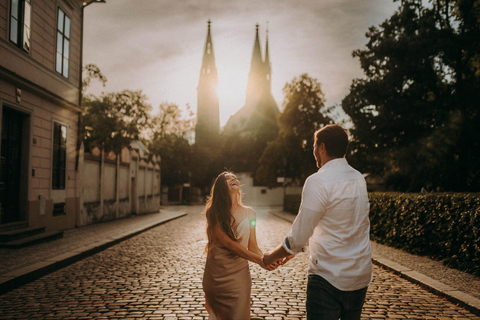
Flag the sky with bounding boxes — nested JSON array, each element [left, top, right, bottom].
[[83, 0, 400, 127]]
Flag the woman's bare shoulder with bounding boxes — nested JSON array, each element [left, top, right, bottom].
[[242, 206, 256, 220]]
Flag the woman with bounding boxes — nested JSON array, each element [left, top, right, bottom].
[[202, 171, 277, 319]]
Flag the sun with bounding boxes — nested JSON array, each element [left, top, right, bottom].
[[216, 62, 248, 127]]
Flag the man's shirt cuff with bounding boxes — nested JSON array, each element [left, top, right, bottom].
[[282, 236, 305, 255]]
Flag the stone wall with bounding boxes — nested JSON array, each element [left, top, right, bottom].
[[77, 145, 161, 226]]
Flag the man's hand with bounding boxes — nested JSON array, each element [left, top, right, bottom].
[[263, 244, 296, 268], [260, 257, 279, 271], [263, 252, 293, 267], [279, 254, 294, 265]]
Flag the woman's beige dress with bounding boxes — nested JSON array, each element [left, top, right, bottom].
[[203, 215, 251, 320]]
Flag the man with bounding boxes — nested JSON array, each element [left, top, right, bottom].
[[263, 124, 372, 319]]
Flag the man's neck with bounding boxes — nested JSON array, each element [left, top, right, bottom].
[[321, 156, 337, 167]]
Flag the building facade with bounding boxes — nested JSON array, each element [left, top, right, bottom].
[[0, 0, 83, 236]]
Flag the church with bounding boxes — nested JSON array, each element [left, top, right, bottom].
[[195, 21, 279, 147]]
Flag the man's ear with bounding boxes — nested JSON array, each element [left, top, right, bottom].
[[318, 143, 326, 154]]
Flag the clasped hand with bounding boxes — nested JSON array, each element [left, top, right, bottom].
[[260, 253, 294, 271]]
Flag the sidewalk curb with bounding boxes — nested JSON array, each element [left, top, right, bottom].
[[0, 211, 186, 296], [269, 209, 480, 317], [372, 256, 480, 317]]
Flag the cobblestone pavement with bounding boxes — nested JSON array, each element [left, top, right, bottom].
[[0, 205, 478, 319], [0, 208, 184, 275]]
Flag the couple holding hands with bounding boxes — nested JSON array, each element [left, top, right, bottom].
[[202, 125, 373, 320]]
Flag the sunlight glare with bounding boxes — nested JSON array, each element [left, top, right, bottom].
[[217, 62, 247, 127]]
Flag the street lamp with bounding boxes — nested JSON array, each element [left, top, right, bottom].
[[83, 0, 106, 8], [76, 0, 106, 171], [79, 0, 106, 106]]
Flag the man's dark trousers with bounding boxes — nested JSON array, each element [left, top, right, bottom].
[[306, 274, 368, 320]]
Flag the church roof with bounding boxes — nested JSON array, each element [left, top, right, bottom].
[[223, 92, 279, 134]]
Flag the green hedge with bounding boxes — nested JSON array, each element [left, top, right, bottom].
[[283, 192, 480, 275], [369, 192, 480, 276]]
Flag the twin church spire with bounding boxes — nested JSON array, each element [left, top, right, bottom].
[[200, 20, 217, 79], [246, 23, 272, 107], [195, 21, 277, 146]]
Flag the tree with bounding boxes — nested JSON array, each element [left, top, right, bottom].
[[82, 63, 107, 94], [190, 144, 224, 196], [342, 0, 480, 191], [221, 101, 279, 176], [82, 90, 151, 152], [150, 102, 195, 141], [256, 74, 334, 186], [147, 102, 195, 187]]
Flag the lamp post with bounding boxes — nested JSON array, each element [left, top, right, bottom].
[[79, 0, 106, 106], [76, 0, 106, 172], [83, 0, 106, 7], [75, 0, 106, 228]]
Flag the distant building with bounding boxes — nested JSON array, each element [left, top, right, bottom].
[[194, 22, 279, 146], [1, 0, 87, 244], [195, 20, 220, 147], [223, 24, 279, 137]]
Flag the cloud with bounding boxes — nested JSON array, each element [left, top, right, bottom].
[[83, 0, 400, 124]]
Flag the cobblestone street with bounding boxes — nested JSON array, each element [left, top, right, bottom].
[[0, 205, 478, 319]]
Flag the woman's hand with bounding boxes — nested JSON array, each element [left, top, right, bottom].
[[263, 249, 295, 268], [260, 254, 280, 271]]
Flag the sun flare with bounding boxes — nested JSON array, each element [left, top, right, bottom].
[[216, 63, 248, 127]]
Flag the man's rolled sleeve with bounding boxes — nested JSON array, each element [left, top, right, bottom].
[[282, 177, 327, 254], [282, 236, 297, 255]]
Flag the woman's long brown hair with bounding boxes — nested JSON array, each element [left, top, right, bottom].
[[205, 171, 238, 255]]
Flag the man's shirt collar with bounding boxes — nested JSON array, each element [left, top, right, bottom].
[[318, 157, 347, 172]]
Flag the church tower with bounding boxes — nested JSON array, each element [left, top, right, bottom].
[[245, 24, 265, 106], [264, 27, 272, 92], [195, 20, 219, 146], [224, 24, 279, 135], [222, 24, 279, 174]]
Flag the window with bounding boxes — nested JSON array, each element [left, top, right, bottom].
[[53, 203, 65, 216], [56, 8, 70, 77], [9, 0, 32, 52], [52, 122, 66, 190]]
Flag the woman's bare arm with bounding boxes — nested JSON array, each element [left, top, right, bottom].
[[247, 208, 263, 256], [213, 224, 262, 264]]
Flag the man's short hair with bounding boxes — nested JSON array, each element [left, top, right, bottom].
[[314, 124, 349, 158]]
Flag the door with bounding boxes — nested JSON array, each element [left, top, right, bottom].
[[0, 107, 25, 224]]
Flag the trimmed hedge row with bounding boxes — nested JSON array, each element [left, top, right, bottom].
[[283, 192, 480, 276], [369, 192, 480, 276]]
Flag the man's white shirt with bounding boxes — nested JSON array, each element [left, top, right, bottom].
[[282, 158, 372, 291]]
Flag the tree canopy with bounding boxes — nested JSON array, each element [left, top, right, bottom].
[[82, 90, 151, 152], [256, 74, 333, 186], [82, 63, 107, 94], [81, 65, 152, 152], [147, 102, 195, 187], [342, 0, 480, 191]]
